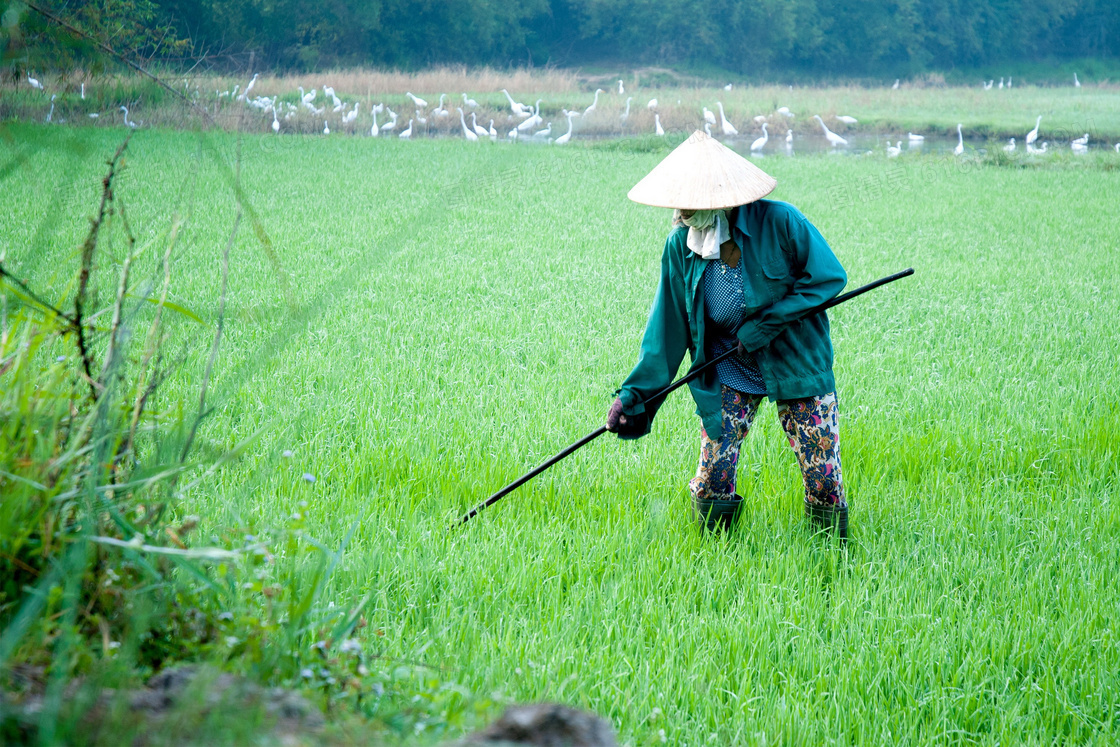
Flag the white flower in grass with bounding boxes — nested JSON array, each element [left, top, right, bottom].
[[312, 640, 328, 652], [658, 728, 667, 743], [648, 707, 662, 722], [282, 449, 294, 458], [218, 611, 234, 621], [225, 636, 240, 647], [514, 667, 523, 675], [107, 641, 121, 650], [340, 638, 362, 654], [300, 668, 314, 679], [301, 473, 315, 483], [56, 355, 66, 362]]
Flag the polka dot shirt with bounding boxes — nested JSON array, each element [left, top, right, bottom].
[[702, 257, 767, 395]]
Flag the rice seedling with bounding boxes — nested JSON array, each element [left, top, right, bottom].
[[3, 123, 1118, 744]]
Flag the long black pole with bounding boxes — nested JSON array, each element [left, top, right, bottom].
[[452, 267, 914, 528]]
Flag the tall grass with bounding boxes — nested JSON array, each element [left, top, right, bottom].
[[0, 127, 493, 744], [4, 123, 1116, 744]]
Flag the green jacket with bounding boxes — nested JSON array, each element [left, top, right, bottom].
[[617, 199, 847, 440]]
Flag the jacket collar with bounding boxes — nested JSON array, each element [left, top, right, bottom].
[[730, 203, 756, 239]]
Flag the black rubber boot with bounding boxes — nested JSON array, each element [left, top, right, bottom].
[[692, 494, 744, 533], [805, 501, 848, 541]]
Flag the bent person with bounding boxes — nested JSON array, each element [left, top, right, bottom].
[[606, 130, 849, 538]]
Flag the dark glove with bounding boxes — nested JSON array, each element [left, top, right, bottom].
[[606, 397, 647, 437]]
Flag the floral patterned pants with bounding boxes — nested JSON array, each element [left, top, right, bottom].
[[688, 385, 847, 509]]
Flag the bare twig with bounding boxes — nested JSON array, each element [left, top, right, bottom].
[[0, 264, 75, 324], [75, 134, 132, 400], [128, 218, 181, 452], [98, 198, 137, 385]]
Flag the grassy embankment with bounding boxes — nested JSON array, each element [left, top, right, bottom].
[[3, 123, 1119, 745], [5, 68, 1120, 142]]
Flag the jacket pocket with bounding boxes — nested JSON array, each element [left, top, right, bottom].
[[761, 254, 790, 281]]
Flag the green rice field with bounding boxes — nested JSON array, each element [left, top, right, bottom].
[[4, 123, 1119, 744]]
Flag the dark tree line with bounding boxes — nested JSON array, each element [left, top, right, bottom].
[[5, 0, 1118, 75]]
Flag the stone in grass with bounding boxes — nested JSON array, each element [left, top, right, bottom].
[[450, 703, 617, 746]]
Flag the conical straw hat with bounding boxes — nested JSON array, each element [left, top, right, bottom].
[[628, 130, 777, 210]]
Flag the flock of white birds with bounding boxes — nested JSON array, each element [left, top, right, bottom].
[[25, 71, 1120, 155]]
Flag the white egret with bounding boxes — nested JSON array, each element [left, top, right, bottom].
[[462, 93, 478, 108], [724, 83, 733, 91], [998, 77, 1004, 89], [654, 113, 664, 136], [406, 92, 427, 108], [621, 96, 632, 122], [272, 108, 280, 132], [785, 129, 793, 147], [238, 73, 258, 101], [750, 123, 768, 151], [507, 128, 518, 140], [1072, 142, 1087, 154], [379, 112, 398, 133], [892, 79, 900, 89], [323, 120, 330, 135], [119, 106, 136, 128], [489, 120, 497, 139], [753, 114, 766, 124], [370, 108, 379, 136], [28, 73, 44, 90], [953, 123, 964, 155], [1115, 143, 1120, 153], [1026, 115, 1041, 145], [907, 132, 924, 141], [704, 122, 712, 136], [983, 80, 993, 90], [647, 98, 658, 111], [46, 94, 55, 123], [887, 141, 902, 158], [434, 94, 450, 118], [517, 100, 543, 131], [471, 112, 488, 138], [1007, 77, 1013, 88], [81, 82, 85, 99], [1072, 133, 1089, 146], [399, 119, 413, 139], [1074, 73, 1081, 88], [500, 89, 528, 116], [342, 103, 359, 125], [1003, 137, 1016, 152], [533, 122, 552, 139], [813, 115, 847, 146], [555, 114, 574, 145], [836, 115, 857, 124], [618, 79, 624, 95], [458, 108, 478, 141], [716, 102, 738, 136], [583, 89, 604, 116], [89, 113, 99, 119], [777, 106, 793, 117], [702, 107, 716, 125]]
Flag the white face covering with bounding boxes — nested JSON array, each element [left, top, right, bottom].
[[675, 209, 730, 260]]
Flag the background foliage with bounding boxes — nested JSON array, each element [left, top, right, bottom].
[[2, 0, 1118, 77]]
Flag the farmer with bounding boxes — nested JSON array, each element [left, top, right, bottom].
[[606, 130, 849, 538]]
